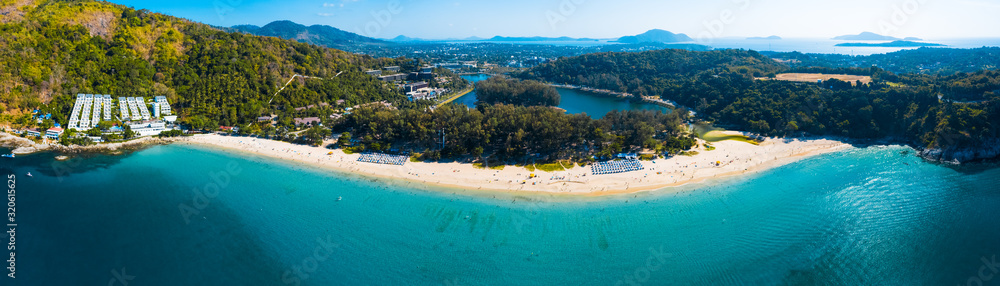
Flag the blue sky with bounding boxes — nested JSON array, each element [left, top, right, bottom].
[[108, 0, 1000, 39]]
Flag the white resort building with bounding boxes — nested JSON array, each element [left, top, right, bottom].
[[65, 94, 175, 138], [129, 120, 167, 137]]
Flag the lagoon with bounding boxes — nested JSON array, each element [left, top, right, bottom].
[[457, 74, 669, 118]]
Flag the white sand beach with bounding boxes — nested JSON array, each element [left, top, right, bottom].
[[183, 133, 851, 196]]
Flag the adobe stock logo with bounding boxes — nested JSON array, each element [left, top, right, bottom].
[[214, 0, 243, 21], [614, 245, 671, 286], [958, 255, 999, 286], [353, 0, 403, 38], [546, 0, 586, 30], [696, 0, 751, 45], [879, 0, 929, 35]]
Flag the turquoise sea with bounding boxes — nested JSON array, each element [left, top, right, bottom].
[[3, 143, 999, 285]]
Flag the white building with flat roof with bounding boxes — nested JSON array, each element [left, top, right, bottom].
[[119, 97, 130, 120], [102, 95, 112, 121], [137, 97, 151, 120], [154, 96, 172, 115], [129, 121, 168, 137], [151, 102, 161, 118]]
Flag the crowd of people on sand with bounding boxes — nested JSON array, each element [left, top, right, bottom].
[[358, 152, 408, 165], [591, 159, 645, 175]]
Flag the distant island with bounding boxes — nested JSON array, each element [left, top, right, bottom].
[[747, 35, 782, 40], [835, 40, 946, 47], [903, 37, 924, 41], [616, 29, 693, 44], [386, 36, 486, 42], [389, 35, 429, 42], [832, 32, 901, 41], [487, 36, 600, 42]]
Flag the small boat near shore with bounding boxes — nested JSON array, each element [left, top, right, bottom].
[[2, 153, 14, 158], [26, 172, 32, 177]]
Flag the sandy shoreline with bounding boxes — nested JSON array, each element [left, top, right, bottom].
[[181, 133, 852, 196]]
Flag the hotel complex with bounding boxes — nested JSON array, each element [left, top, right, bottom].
[[68, 94, 113, 130], [66, 94, 175, 138]]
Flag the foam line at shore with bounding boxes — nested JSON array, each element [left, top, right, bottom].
[[182, 133, 852, 196]]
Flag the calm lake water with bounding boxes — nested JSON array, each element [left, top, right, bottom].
[[457, 74, 669, 118], [3, 143, 999, 285]]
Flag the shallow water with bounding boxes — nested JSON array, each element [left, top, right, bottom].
[[4, 143, 999, 285]]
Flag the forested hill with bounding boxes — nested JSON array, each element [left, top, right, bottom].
[[763, 47, 1000, 75], [225, 20, 390, 52], [0, 0, 406, 128], [521, 49, 1000, 162], [520, 49, 787, 97]]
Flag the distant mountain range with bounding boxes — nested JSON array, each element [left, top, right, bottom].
[[382, 28, 694, 44], [227, 20, 388, 50], [389, 35, 485, 42], [833, 32, 900, 41], [486, 36, 602, 42], [228, 22, 951, 51], [616, 29, 693, 44], [227, 21, 792, 50], [747, 35, 782, 40], [832, 32, 924, 41], [835, 40, 945, 47]]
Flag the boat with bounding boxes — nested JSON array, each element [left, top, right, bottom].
[[337, 196, 343, 201], [1, 153, 13, 158], [26, 172, 32, 177]]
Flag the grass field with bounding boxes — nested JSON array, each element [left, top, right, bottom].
[[763, 73, 872, 85], [692, 123, 760, 145]]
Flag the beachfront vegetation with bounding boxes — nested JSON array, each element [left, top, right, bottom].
[[335, 103, 695, 163], [157, 130, 187, 137], [521, 49, 1000, 150]]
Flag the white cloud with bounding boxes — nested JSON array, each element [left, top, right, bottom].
[[323, 0, 360, 8], [317, 13, 334, 17]]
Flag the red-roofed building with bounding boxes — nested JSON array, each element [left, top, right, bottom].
[[45, 127, 64, 140]]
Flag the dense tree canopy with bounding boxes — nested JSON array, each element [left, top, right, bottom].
[[335, 104, 692, 162], [475, 76, 560, 107], [521, 49, 1000, 150]]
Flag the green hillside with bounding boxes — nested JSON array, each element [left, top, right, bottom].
[[225, 20, 391, 52], [0, 0, 406, 128], [521, 49, 1000, 152]]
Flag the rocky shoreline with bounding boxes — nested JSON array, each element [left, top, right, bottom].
[[918, 139, 1000, 164], [0, 132, 180, 156]]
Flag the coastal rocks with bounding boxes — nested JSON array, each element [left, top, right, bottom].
[[12, 146, 45, 155], [919, 139, 1000, 164], [1, 132, 180, 156], [0, 132, 50, 154]]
